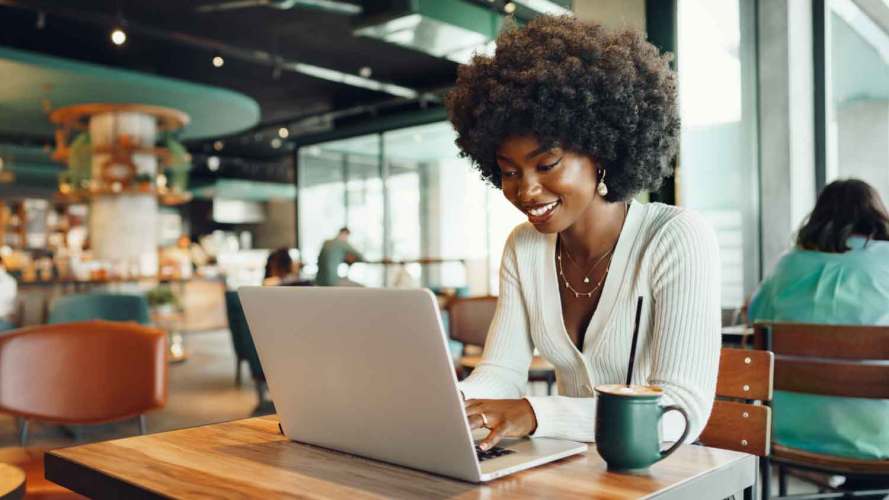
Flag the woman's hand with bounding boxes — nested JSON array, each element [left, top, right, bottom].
[[464, 399, 538, 450]]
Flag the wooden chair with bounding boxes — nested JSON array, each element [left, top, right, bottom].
[[0, 320, 167, 499], [755, 322, 889, 499], [447, 296, 556, 395], [699, 347, 774, 500]]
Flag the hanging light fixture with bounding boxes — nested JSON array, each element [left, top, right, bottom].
[[110, 27, 127, 46]]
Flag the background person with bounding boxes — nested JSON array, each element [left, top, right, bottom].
[[315, 228, 365, 286], [749, 179, 889, 462], [263, 248, 302, 286]]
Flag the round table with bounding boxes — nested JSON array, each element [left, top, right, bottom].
[[0, 464, 25, 500]]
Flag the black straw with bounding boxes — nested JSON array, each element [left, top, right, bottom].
[[626, 296, 644, 387]]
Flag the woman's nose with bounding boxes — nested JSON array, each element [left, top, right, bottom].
[[518, 174, 543, 201]]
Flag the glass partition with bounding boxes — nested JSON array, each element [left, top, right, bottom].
[[677, 0, 759, 308], [298, 121, 524, 293], [824, 0, 889, 200]]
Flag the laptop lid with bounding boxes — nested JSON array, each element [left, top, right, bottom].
[[238, 286, 482, 482]]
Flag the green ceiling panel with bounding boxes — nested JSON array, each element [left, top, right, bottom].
[[0, 46, 260, 140], [190, 178, 296, 201]]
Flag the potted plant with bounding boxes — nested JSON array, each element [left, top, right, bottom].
[[146, 284, 180, 316]]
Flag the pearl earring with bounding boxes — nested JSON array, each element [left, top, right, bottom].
[[597, 169, 608, 197]]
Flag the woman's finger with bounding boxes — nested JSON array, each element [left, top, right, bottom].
[[467, 413, 485, 430], [479, 424, 506, 451], [464, 399, 486, 411]]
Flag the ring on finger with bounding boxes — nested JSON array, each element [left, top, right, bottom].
[[480, 412, 490, 429]]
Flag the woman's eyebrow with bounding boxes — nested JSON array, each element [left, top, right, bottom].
[[495, 154, 516, 166], [524, 146, 558, 160]]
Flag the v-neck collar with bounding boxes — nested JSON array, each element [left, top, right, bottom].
[[543, 201, 646, 357]]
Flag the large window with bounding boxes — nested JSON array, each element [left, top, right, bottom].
[[297, 121, 524, 293], [677, 0, 759, 307], [823, 0, 889, 199]]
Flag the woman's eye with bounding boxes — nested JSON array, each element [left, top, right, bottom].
[[501, 170, 519, 179], [538, 158, 562, 171]]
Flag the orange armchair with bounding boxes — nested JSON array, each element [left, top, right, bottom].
[[0, 320, 168, 499]]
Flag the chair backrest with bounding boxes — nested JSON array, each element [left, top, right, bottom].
[[447, 296, 498, 348], [699, 348, 774, 457], [224, 291, 264, 380], [755, 322, 889, 399], [0, 320, 167, 423], [48, 293, 151, 325]]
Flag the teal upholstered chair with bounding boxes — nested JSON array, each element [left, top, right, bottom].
[[48, 293, 151, 325], [224, 291, 268, 410]]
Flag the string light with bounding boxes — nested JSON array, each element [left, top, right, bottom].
[[110, 28, 127, 46], [212, 55, 224, 68]]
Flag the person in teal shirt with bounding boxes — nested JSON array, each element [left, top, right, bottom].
[[314, 227, 365, 286], [749, 179, 889, 463]]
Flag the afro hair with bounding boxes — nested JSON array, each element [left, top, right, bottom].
[[444, 15, 680, 201]]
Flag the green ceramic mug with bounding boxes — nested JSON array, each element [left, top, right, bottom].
[[594, 384, 690, 474]]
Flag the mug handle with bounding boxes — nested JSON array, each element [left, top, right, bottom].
[[657, 405, 690, 462]]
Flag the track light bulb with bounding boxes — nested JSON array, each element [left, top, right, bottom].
[[111, 28, 127, 46]]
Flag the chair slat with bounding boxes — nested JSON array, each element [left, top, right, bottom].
[[699, 400, 771, 457], [772, 444, 889, 475], [754, 322, 889, 359], [775, 359, 889, 398], [715, 348, 774, 400]]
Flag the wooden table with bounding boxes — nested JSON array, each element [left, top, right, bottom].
[[0, 464, 25, 500], [46, 416, 757, 499]]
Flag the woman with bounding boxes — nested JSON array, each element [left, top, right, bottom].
[[445, 16, 721, 451], [263, 248, 300, 286], [749, 179, 889, 460]]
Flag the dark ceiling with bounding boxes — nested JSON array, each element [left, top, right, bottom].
[[0, 0, 507, 159]]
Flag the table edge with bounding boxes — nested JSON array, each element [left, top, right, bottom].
[[45, 450, 167, 500], [643, 451, 757, 499]]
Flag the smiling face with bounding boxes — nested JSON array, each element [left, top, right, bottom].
[[496, 135, 602, 233]]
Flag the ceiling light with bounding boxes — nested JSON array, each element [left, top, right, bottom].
[[212, 55, 224, 68], [207, 156, 221, 171], [278, 127, 289, 139], [504, 2, 516, 14], [110, 28, 127, 46], [213, 140, 224, 151], [359, 66, 372, 78], [271, 138, 282, 149]]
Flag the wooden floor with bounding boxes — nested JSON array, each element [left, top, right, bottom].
[[0, 329, 823, 495]]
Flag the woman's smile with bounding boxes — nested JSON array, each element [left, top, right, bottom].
[[522, 200, 561, 225], [496, 135, 600, 234]]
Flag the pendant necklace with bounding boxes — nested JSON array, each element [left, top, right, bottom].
[[557, 203, 628, 299]]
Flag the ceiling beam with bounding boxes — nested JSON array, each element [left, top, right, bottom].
[[0, 0, 432, 99]]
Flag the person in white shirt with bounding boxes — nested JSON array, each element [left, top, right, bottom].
[[0, 256, 18, 330], [444, 16, 721, 451]]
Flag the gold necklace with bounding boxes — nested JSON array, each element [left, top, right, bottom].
[[559, 237, 613, 284], [558, 242, 610, 298], [556, 202, 628, 299]]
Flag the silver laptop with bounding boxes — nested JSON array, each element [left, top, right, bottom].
[[238, 286, 586, 483]]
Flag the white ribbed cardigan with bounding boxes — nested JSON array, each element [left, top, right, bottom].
[[459, 202, 721, 443]]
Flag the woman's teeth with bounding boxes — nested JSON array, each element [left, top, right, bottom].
[[528, 201, 558, 217]]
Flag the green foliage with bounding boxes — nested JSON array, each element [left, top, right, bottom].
[[146, 284, 179, 308]]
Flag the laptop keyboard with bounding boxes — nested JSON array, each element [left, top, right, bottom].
[[475, 445, 516, 462]]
